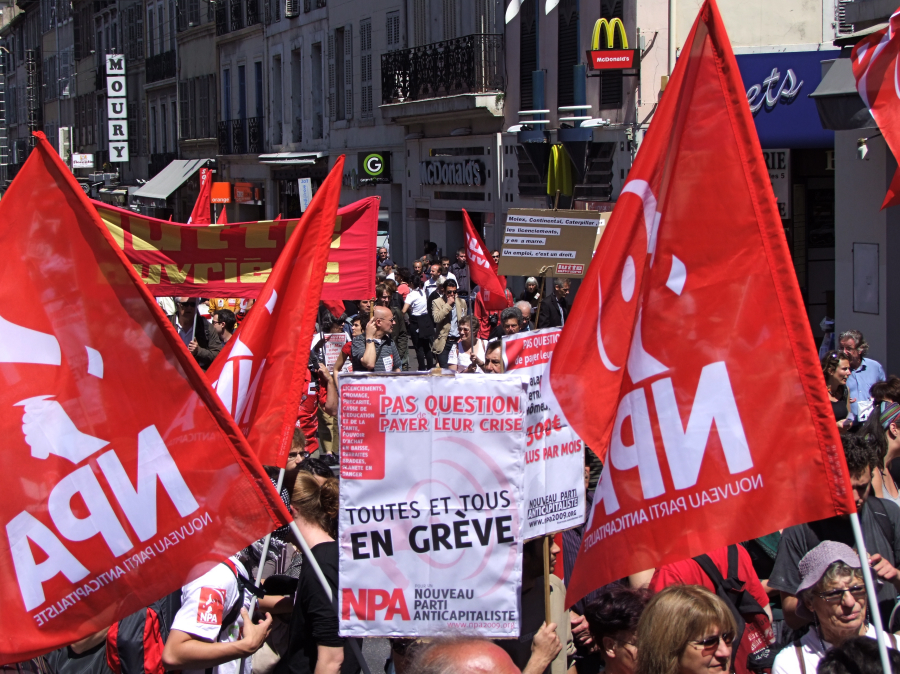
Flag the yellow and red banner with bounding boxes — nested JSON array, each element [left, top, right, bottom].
[[92, 196, 379, 300]]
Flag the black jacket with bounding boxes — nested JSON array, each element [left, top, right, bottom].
[[168, 314, 223, 370], [537, 295, 568, 329]]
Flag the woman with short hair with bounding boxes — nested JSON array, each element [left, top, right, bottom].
[[585, 585, 651, 674], [636, 585, 735, 674]]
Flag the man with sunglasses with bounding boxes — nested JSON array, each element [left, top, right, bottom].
[[168, 297, 222, 370], [770, 434, 900, 630], [431, 279, 467, 369]]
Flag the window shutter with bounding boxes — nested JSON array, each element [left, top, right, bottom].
[[327, 31, 335, 120], [209, 72, 216, 132], [179, 80, 188, 138], [73, 9, 81, 60], [343, 23, 352, 120], [136, 7, 144, 58]]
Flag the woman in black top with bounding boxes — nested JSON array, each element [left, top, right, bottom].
[[518, 277, 541, 310], [277, 473, 360, 674], [822, 350, 853, 431]]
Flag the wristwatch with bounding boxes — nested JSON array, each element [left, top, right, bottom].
[[366, 339, 376, 344]]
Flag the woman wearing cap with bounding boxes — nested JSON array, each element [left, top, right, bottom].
[[636, 585, 736, 674], [771, 541, 898, 674]]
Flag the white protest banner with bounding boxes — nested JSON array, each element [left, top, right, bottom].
[[502, 327, 586, 538], [338, 372, 527, 638]]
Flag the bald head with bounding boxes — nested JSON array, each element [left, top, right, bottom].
[[515, 301, 532, 323], [411, 639, 519, 674]]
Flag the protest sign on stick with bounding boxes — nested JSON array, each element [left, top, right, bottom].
[[502, 327, 585, 539], [338, 373, 527, 638]]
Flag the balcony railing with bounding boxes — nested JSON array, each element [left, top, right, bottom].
[[246, 0, 259, 25], [230, 0, 243, 31], [146, 50, 176, 83], [216, 1, 227, 35], [218, 117, 263, 154], [380, 33, 504, 105]]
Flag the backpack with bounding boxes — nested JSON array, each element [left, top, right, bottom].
[[106, 559, 264, 674], [693, 545, 773, 673]]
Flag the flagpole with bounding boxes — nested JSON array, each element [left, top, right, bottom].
[[543, 536, 552, 625], [289, 521, 372, 674], [849, 512, 892, 674]]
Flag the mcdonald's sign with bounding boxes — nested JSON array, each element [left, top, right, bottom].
[[587, 17, 639, 71]]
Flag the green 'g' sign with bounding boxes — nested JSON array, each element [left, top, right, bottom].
[[359, 152, 392, 183]]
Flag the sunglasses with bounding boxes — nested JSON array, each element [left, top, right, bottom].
[[817, 585, 867, 603], [691, 632, 734, 650], [178, 301, 197, 307]]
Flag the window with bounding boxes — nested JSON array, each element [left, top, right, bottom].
[[128, 102, 138, 154], [157, 3, 164, 54], [168, 0, 175, 49], [223, 68, 231, 121], [238, 64, 246, 120], [161, 103, 167, 152], [311, 42, 323, 138], [147, 6, 154, 57], [442, 0, 456, 40], [290, 48, 301, 142], [272, 55, 283, 144], [199, 75, 209, 137], [519, 0, 537, 110], [597, 0, 623, 108], [150, 105, 157, 153], [360, 19, 372, 117], [255, 61, 263, 118], [332, 26, 351, 121], [171, 101, 177, 147], [386, 10, 400, 49], [556, 0, 578, 107]]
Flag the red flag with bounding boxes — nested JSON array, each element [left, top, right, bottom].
[[852, 11, 900, 209], [188, 167, 212, 224], [463, 208, 508, 310], [207, 157, 345, 467], [549, 0, 854, 606], [0, 134, 290, 663], [217, 205, 228, 224]]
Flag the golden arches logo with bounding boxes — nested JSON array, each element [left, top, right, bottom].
[[591, 18, 628, 49]]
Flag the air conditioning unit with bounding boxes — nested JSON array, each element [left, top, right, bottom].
[[284, 0, 298, 17]]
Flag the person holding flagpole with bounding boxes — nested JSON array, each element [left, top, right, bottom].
[[169, 296, 222, 370]]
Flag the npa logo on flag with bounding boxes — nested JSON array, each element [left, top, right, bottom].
[[0, 133, 290, 664], [197, 587, 226, 625], [549, 0, 853, 606]]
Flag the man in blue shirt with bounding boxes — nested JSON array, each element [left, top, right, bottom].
[[840, 329, 886, 421]]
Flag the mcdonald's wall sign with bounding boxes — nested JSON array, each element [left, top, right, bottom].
[[587, 18, 639, 71]]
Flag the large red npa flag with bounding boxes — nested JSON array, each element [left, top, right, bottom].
[[852, 10, 900, 209], [207, 156, 345, 467], [187, 167, 212, 224], [0, 134, 290, 663], [549, 0, 854, 606], [464, 208, 509, 310]]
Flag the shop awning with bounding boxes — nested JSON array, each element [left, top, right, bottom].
[[258, 151, 327, 165], [809, 58, 877, 130], [133, 158, 212, 200]]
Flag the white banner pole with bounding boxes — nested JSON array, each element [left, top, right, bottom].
[[850, 511, 892, 674]]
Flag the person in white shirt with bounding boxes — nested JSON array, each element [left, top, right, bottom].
[[772, 541, 900, 674], [163, 553, 272, 674], [440, 256, 457, 283], [448, 316, 484, 372]]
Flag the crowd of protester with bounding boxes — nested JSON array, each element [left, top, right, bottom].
[[17, 243, 900, 674]]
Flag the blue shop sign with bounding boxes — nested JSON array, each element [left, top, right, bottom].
[[736, 50, 837, 149]]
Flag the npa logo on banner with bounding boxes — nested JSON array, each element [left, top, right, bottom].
[[550, 0, 853, 606], [338, 373, 526, 638], [92, 197, 379, 300], [503, 327, 586, 538], [0, 134, 288, 663]]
